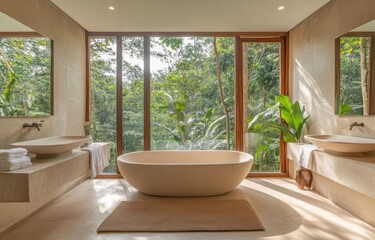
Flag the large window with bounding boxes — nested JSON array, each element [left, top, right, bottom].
[[89, 37, 117, 172], [122, 37, 144, 153], [89, 34, 287, 176], [150, 37, 235, 150], [242, 41, 282, 172]]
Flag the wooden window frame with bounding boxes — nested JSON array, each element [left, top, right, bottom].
[[86, 32, 289, 178], [236, 36, 289, 178]]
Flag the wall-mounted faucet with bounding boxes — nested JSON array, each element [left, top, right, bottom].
[[23, 120, 44, 131], [349, 122, 364, 130]]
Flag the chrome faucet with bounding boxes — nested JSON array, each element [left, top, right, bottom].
[[23, 120, 44, 131], [349, 122, 364, 130]]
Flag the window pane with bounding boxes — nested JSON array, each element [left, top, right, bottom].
[[89, 37, 117, 173], [244, 42, 281, 172], [150, 37, 235, 150], [122, 37, 144, 153]]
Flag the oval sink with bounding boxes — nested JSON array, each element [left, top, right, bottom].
[[304, 135, 375, 154], [11, 136, 90, 156]]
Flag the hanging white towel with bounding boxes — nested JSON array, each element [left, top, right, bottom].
[[298, 144, 318, 169], [81, 143, 110, 178]]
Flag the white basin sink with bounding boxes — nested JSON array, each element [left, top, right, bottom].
[[304, 135, 375, 154], [11, 136, 90, 156]]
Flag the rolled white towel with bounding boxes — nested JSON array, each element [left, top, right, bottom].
[[0, 156, 31, 168], [0, 148, 28, 157], [0, 161, 32, 171]]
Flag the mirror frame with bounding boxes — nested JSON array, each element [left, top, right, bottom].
[[335, 32, 375, 116], [0, 31, 54, 117]]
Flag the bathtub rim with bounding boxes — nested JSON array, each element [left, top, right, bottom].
[[117, 150, 253, 166]]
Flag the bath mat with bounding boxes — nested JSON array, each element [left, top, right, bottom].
[[97, 199, 264, 232]]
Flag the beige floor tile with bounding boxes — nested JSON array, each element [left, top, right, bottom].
[[0, 178, 374, 240]]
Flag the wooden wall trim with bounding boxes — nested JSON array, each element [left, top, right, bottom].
[[50, 40, 55, 116], [280, 35, 288, 174], [143, 37, 151, 151], [85, 31, 90, 122], [87, 32, 288, 37], [334, 37, 341, 115], [235, 37, 244, 151], [247, 173, 289, 178], [0, 32, 43, 37], [343, 32, 375, 37], [370, 36, 375, 115], [116, 36, 123, 157]]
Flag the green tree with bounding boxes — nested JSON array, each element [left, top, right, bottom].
[[0, 37, 51, 116]]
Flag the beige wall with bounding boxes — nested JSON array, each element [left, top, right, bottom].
[[0, 0, 86, 233], [289, 0, 375, 138], [0, 0, 86, 148]]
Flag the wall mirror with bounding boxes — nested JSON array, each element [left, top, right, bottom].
[[0, 12, 52, 117], [335, 19, 375, 116]]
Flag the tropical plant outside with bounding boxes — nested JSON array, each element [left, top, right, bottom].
[[89, 37, 283, 173], [339, 36, 370, 116], [245, 42, 281, 172], [249, 95, 310, 142]]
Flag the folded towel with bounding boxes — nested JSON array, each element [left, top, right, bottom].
[[81, 143, 109, 178], [0, 154, 29, 162], [0, 161, 32, 171], [0, 156, 31, 168], [0, 148, 28, 158], [298, 144, 318, 169]]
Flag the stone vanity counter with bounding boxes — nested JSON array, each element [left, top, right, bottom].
[[0, 150, 89, 202], [288, 143, 375, 226]]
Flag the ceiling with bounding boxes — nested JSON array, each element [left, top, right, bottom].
[[0, 12, 34, 32], [51, 0, 330, 32], [353, 19, 375, 32]]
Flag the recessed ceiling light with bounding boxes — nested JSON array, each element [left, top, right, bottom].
[[108, 6, 115, 10], [278, 6, 285, 10]]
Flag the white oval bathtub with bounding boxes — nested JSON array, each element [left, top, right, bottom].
[[117, 150, 253, 197]]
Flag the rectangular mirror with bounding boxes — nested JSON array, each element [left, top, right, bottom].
[[335, 19, 375, 116], [0, 12, 53, 117]]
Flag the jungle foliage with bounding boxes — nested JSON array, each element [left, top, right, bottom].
[[338, 36, 370, 116], [0, 37, 51, 116], [89, 37, 282, 173]]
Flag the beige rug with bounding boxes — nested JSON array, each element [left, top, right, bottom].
[[97, 199, 264, 232]]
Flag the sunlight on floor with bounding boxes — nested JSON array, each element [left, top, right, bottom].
[[0, 178, 373, 240], [93, 180, 127, 213]]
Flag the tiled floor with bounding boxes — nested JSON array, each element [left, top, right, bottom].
[[1, 178, 374, 240]]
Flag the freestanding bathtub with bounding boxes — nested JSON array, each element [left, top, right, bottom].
[[117, 150, 253, 197]]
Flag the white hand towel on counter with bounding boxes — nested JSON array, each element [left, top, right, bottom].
[[0, 154, 29, 161], [0, 156, 31, 168], [298, 144, 318, 169], [0, 157, 32, 171], [81, 143, 110, 178], [0, 148, 28, 157]]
